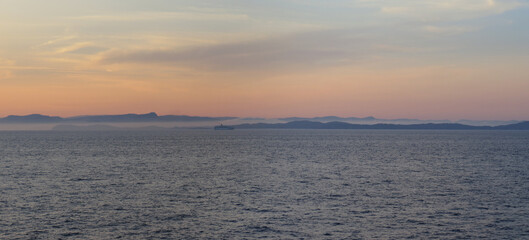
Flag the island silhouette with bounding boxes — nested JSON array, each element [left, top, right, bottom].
[[1, 112, 527, 130]]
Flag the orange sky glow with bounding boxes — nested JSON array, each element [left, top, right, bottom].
[[1, 0, 528, 120]]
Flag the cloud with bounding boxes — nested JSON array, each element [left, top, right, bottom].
[[0, 58, 15, 80], [0, 59, 54, 72], [0, 69, 13, 80], [68, 46, 108, 55], [0, 58, 15, 66], [53, 42, 107, 55], [37, 35, 78, 48], [98, 23, 465, 74], [99, 29, 374, 72], [360, 0, 525, 21], [55, 42, 95, 53], [380, 7, 410, 14], [422, 25, 477, 35], [70, 11, 249, 22]]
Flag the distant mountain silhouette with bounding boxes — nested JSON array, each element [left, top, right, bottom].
[[45, 120, 529, 131], [493, 121, 529, 130], [0, 114, 62, 123], [1, 112, 236, 123], [67, 112, 159, 122], [276, 116, 518, 126], [230, 121, 529, 130], [279, 116, 377, 122], [0, 112, 525, 127]]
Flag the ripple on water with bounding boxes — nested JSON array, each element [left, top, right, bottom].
[[0, 130, 528, 239]]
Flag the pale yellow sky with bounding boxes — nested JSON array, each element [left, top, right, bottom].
[[1, 0, 528, 120]]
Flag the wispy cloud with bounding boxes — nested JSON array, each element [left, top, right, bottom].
[[51, 42, 107, 55], [422, 25, 477, 35], [36, 35, 78, 48], [0, 58, 15, 80], [362, 0, 525, 21], [55, 42, 95, 53], [99, 29, 373, 72], [70, 11, 249, 22], [0, 58, 15, 66], [0, 59, 54, 80]]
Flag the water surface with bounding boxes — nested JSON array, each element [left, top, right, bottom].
[[1, 130, 528, 239]]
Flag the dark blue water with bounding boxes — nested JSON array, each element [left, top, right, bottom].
[[1, 130, 529, 239]]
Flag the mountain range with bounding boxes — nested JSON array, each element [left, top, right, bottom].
[[231, 120, 529, 130], [0, 112, 235, 123], [50, 120, 529, 131], [0, 112, 523, 127]]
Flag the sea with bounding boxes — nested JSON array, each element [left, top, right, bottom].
[[1, 130, 528, 239]]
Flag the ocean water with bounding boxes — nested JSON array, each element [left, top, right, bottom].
[[1, 130, 528, 239]]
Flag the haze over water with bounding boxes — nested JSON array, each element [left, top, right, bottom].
[[1, 130, 528, 239]]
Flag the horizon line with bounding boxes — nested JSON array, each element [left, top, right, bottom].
[[0, 112, 525, 122]]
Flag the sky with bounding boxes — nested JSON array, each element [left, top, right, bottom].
[[1, 0, 528, 120]]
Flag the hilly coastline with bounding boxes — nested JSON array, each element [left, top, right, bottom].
[[0, 112, 521, 126], [0, 112, 235, 123], [230, 120, 529, 130], [49, 120, 529, 131]]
